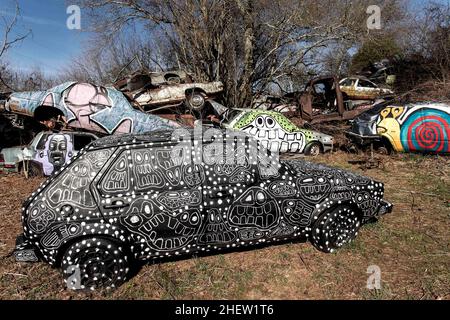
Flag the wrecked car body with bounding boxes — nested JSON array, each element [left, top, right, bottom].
[[14, 129, 392, 289], [252, 94, 298, 113], [114, 70, 193, 91], [114, 70, 224, 115], [347, 102, 450, 154], [339, 77, 394, 101], [294, 76, 389, 125], [2, 82, 179, 135], [223, 109, 334, 155]]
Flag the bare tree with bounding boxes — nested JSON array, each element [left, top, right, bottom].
[[73, 0, 406, 106], [0, 1, 31, 91]]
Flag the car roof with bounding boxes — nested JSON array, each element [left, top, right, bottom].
[[40, 130, 98, 137], [89, 128, 250, 150]]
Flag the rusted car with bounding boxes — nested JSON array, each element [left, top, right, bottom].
[[293, 76, 387, 125], [339, 77, 393, 101]]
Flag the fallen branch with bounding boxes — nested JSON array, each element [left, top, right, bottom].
[[3, 272, 27, 277]]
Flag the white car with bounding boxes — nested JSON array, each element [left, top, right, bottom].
[[339, 77, 393, 101], [0, 131, 98, 176]]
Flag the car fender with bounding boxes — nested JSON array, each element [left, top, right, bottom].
[[48, 222, 133, 267]]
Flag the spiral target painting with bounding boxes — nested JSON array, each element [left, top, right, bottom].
[[400, 109, 450, 153]]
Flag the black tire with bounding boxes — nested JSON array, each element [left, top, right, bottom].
[[61, 238, 130, 290], [375, 145, 390, 155], [186, 91, 206, 111], [310, 205, 361, 253], [304, 142, 322, 157]]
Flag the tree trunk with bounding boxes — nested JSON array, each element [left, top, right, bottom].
[[236, 0, 254, 108]]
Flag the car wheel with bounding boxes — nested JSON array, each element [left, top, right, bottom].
[[61, 237, 130, 290], [310, 205, 361, 253], [304, 142, 322, 157], [375, 146, 390, 155], [186, 91, 206, 111]]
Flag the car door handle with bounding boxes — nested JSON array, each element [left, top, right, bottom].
[[209, 191, 233, 199], [103, 200, 129, 209]]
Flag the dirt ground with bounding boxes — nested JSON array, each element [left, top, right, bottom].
[[0, 151, 448, 300]]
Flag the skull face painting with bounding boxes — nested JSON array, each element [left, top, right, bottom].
[[48, 134, 68, 171]]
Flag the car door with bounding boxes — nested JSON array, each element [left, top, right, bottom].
[[95, 143, 204, 257], [401, 107, 438, 153], [199, 136, 268, 248], [356, 79, 380, 99]]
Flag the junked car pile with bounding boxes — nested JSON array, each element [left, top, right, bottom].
[[0, 68, 448, 290]]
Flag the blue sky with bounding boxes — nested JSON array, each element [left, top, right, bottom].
[[0, 0, 448, 77], [0, 0, 89, 75]]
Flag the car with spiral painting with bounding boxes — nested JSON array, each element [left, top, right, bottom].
[[347, 102, 450, 154], [223, 109, 334, 156], [14, 129, 392, 290]]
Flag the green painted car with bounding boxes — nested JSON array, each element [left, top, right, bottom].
[[223, 109, 334, 155]]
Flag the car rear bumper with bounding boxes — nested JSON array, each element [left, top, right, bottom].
[[14, 234, 40, 262]]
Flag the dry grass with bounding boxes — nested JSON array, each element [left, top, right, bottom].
[[0, 152, 448, 300]]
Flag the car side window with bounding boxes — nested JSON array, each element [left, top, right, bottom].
[[131, 146, 186, 192], [341, 79, 355, 87], [99, 151, 132, 195], [74, 134, 95, 151], [358, 80, 377, 88], [36, 134, 50, 150]]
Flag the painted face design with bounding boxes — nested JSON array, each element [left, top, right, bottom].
[[354, 191, 378, 216], [268, 181, 297, 197], [297, 176, 331, 202], [377, 106, 405, 151], [48, 134, 68, 170], [281, 199, 314, 227], [139, 210, 202, 251], [229, 187, 279, 230], [241, 114, 306, 153], [157, 190, 201, 208], [198, 209, 236, 244], [184, 163, 205, 187], [330, 173, 353, 201]]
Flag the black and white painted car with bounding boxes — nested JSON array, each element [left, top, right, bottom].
[[15, 129, 392, 290]]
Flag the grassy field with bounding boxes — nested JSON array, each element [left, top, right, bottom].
[[0, 151, 448, 299]]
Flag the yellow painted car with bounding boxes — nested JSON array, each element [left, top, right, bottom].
[[339, 77, 393, 101]]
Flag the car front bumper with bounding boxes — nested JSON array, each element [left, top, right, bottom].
[[376, 199, 393, 217], [346, 131, 381, 147], [14, 234, 40, 262]]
